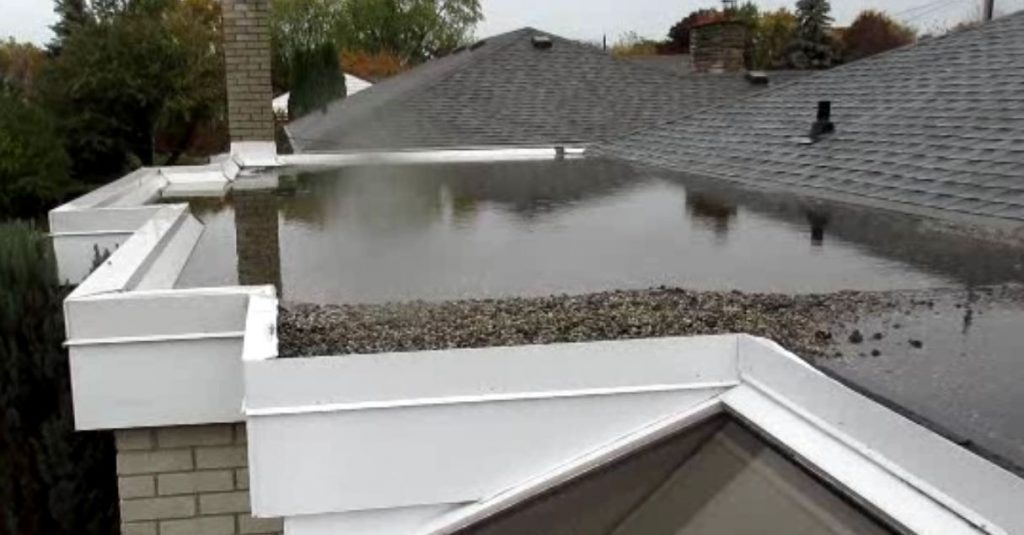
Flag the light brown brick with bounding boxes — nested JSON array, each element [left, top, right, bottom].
[[118, 475, 156, 499], [158, 471, 234, 495], [120, 496, 196, 521], [120, 522, 157, 535], [160, 515, 236, 535], [200, 491, 251, 515], [234, 468, 249, 490], [196, 446, 247, 469], [118, 450, 193, 475], [157, 425, 234, 448], [239, 514, 283, 534], [115, 429, 155, 451]]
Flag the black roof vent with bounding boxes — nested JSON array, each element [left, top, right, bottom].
[[809, 100, 835, 140], [532, 35, 553, 50], [469, 39, 487, 51], [745, 71, 770, 85], [794, 101, 836, 144]]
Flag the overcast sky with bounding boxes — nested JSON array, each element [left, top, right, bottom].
[[3, 0, 1020, 46]]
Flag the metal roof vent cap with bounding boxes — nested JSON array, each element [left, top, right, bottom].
[[532, 35, 553, 50], [745, 71, 769, 85]]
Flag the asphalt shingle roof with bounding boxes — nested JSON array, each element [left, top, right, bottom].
[[595, 12, 1024, 224], [286, 28, 779, 152]]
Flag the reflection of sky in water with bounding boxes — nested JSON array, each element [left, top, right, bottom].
[[174, 159, 1024, 305]]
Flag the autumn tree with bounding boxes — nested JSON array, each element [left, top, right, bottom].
[[0, 40, 46, 96], [40, 0, 225, 181], [664, 8, 724, 54], [340, 0, 484, 64], [788, 0, 837, 68], [751, 8, 797, 69], [842, 10, 915, 62]]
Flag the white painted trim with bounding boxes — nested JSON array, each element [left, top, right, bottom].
[[65, 331, 246, 347], [242, 335, 1024, 534], [246, 382, 738, 417], [414, 398, 724, 535], [277, 146, 588, 168]]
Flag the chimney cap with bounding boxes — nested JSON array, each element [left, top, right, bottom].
[[745, 71, 770, 85], [531, 35, 553, 50]]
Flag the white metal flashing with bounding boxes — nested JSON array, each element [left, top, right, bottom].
[[277, 146, 587, 168], [240, 335, 1024, 535]]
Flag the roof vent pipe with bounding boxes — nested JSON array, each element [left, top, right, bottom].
[[532, 35, 553, 50], [809, 101, 835, 140]]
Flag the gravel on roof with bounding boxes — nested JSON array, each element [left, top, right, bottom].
[[276, 286, 1007, 359]]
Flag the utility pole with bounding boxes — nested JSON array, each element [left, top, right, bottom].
[[983, 0, 994, 21]]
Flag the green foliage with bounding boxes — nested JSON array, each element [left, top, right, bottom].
[[0, 93, 72, 220], [0, 40, 46, 97], [751, 8, 798, 69], [789, 0, 837, 68], [610, 32, 661, 58], [288, 42, 347, 119], [842, 10, 916, 62], [340, 0, 483, 64], [40, 0, 225, 183], [271, 0, 483, 71], [0, 222, 118, 535]]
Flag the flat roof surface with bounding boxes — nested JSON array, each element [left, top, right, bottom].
[[173, 158, 1024, 304]]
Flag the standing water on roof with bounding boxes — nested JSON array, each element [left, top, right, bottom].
[[174, 159, 1024, 304]]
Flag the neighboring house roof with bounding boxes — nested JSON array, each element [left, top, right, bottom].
[[271, 74, 373, 117], [596, 11, 1024, 225], [286, 27, 779, 152], [626, 54, 810, 85]]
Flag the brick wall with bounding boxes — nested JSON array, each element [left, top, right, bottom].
[[222, 0, 275, 143], [690, 21, 748, 73], [116, 424, 281, 535]]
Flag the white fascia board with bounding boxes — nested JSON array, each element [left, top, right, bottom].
[[286, 505, 465, 535], [250, 336, 1024, 535], [277, 146, 589, 168], [244, 337, 736, 517], [413, 397, 724, 535], [245, 336, 737, 413]]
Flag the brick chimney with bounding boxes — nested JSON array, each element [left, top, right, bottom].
[[690, 20, 748, 73], [222, 0, 277, 165]]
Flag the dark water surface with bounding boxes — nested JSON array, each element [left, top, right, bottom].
[[174, 159, 1024, 303], [173, 158, 1024, 474]]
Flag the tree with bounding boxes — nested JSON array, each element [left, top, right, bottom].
[[39, 0, 225, 181], [751, 8, 797, 69], [341, 49, 406, 82], [610, 32, 661, 58], [339, 0, 484, 64], [788, 0, 837, 69], [664, 8, 724, 54], [0, 92, 72, 219], [0, 40, 46, 96], [842, 10, 915, 62], [49, 0, 90, 54], [288, 42, 347, 119], [0, 222, 118, 535]]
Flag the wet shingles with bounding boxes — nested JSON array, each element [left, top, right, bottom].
[[595, 12, 1024, 223]]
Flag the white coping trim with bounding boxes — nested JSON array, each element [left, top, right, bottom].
[[242, 335, 1024, 534], [64, 331, 247, 347], [245, 381, 739, 417], [414, 398, 725, 535], [278, 146, 588, 168]]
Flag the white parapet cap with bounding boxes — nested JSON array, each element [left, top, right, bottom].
[[242, 335, 1024, 535]]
